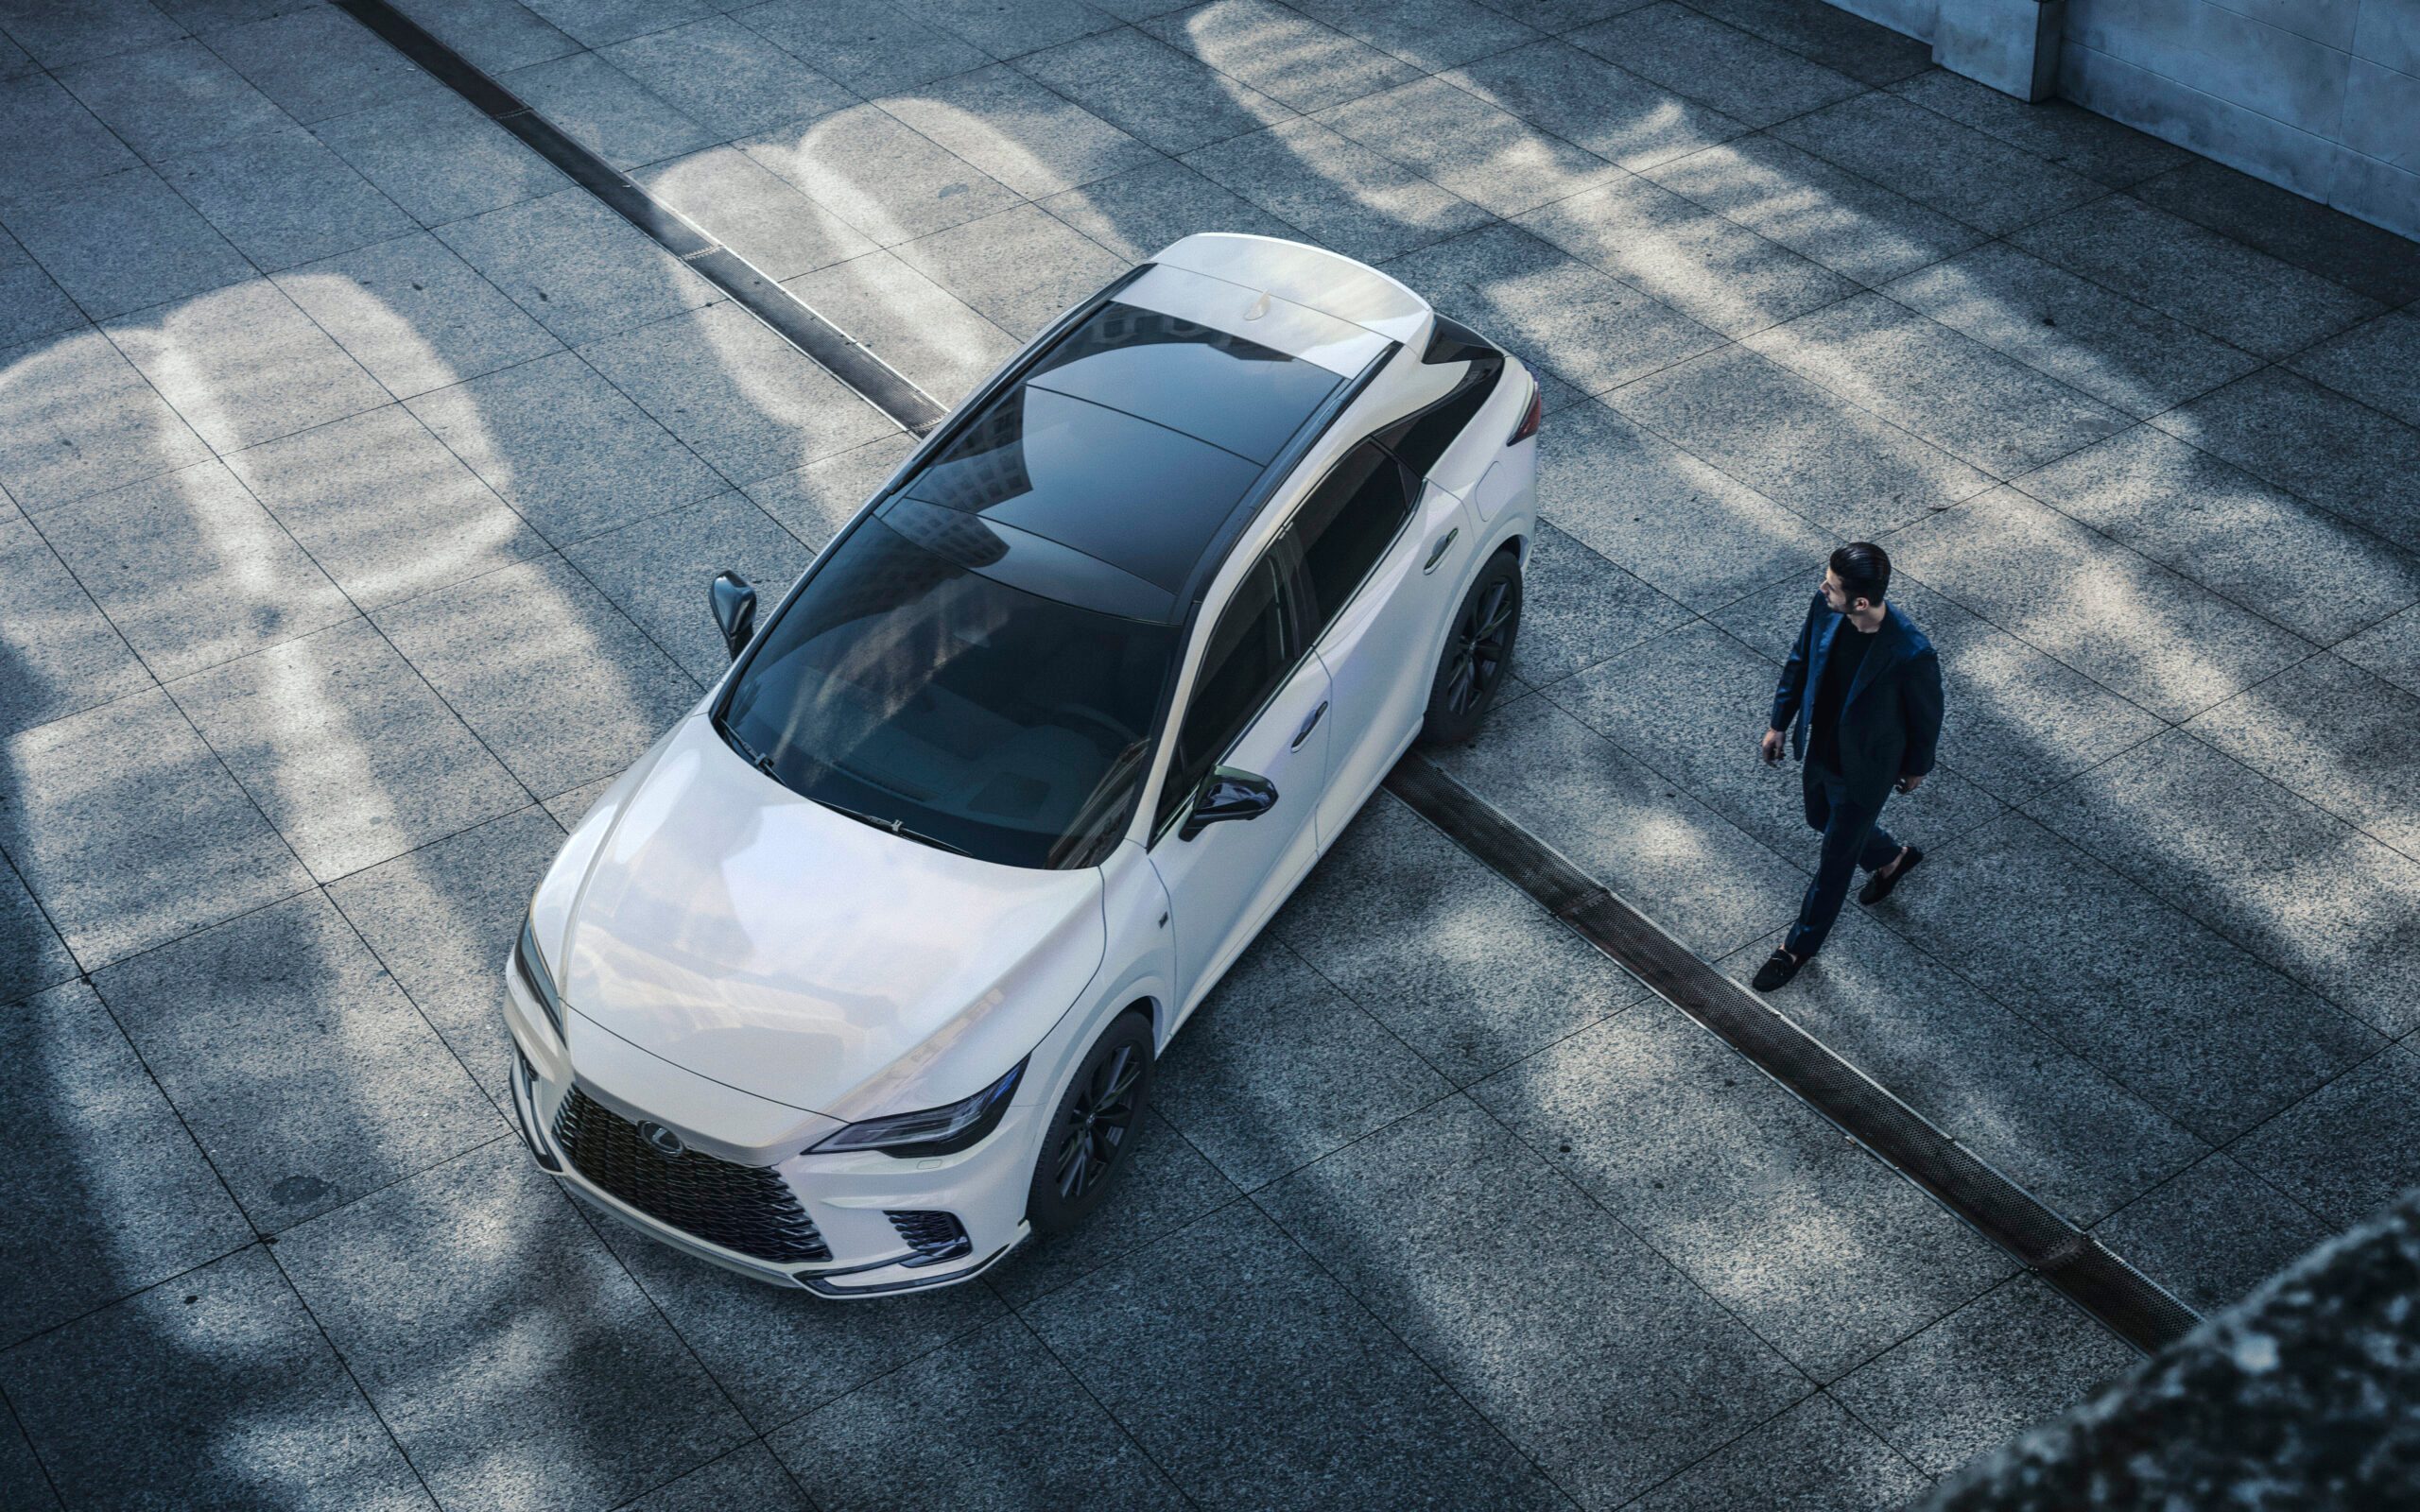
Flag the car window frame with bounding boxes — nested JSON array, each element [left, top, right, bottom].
[[1284, 437, 1425, 653], [1149, 531, 1315, 846]]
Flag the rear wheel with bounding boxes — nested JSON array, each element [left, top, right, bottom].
[[1026, 1013, 1154, 1235], [1419, 552, 1523, 746]]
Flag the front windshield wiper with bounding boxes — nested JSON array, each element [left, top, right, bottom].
[[810, 797, 974, 858], [717, 714, 780, 779]]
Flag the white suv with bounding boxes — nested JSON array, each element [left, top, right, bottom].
[[505, 234, 1540, 1296]]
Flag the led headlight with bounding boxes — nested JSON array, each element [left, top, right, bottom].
[[810, 1058, 1027, 1159], [513, 910, 565, 1039]]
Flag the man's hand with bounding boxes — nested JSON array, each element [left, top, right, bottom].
[[1896, 772, 1927, 795], [1759, 728, 1786, 765]]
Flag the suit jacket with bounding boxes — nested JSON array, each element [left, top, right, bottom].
[[1768, 593, 1944, 808]]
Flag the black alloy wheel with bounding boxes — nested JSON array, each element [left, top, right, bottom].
[[1420, 552, 1524, 746], [1027, 1012, 1155, 1235]]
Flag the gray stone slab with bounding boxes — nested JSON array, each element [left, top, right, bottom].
[[1443, 39, 1747, 174], [1830, 1276, 2136, 1480], [1378, 222, 1722, 397], [739, 103, 1024, 249], [504, 49, 717, 172], [741, 430, 913, 549], [0, 1406, 55, 1512], [326, 804, 563, 1108], [406, 349, 728, 542], [1518, 175, 1859, 339], [312, 92, 569, 229], [107, 280, 391, 454], [0, 165, 254, 322], [878, 64, 1159, 199], [1626, 1390, 1928, 1512], [633, 146, 877, 283], [1259, 1095, 1807, 1506], [0, 232, 84, 349], [543, 776, 614, 825], [0, 1246, 429, 1512], [272, 231, 563, 401], [2008, 196, 2381, 361], [56, 38, 285, 163], [0, 849, 79, 1003], [0, 326, 213, 512], [200, 3, 449, 124], [1885, 67, 2190, 189], [1035, 155, 1297, 263], [1274, 794, 1649, 1085], [0, 979, 253, 1344], [1024, 1198, 1565, 1509], [0, 74, 138, 203], [1471, 1002, 2015, 1382], [1142, 0, 1421, 112], [619, 1443, 809, 1512], [771, 1314, 1182, 1509], [226, 403, 548, 608], [1530, 395, 1833, 612], [1012, 24, 1294, 156], [1881, 811, 2383, 1145], [0, 686, 311, 966], [579, 301, 896, 484], [2149, 367, 2420, 549], [1506, 519, 1698, 684], [599, 14, 852, 140], [779, 249, 1017, 406], [0, 518, 151, 739], [1683, 0, 1930, 85], [1315, 76, 1621, 217], [370, 555, 700, 791], [161, 122, 420, 272], [274, 1139, 752, 1511], [984, 1109, 1241, 1308], [560, 490, 814, 680], [891, 202, 1131, 335], [1645, 131, 1986, 288], [1887, 487, 2315, 723], [1882, 241, 2263, 421], [2289, 309, 2420, 431], [1605, 345, 1991, 533], [2339, 604, 2420, 698], [1150, 938, 1453, 1190], [1287, 0, 1540, 70], [436, 189, 719, 347], [2184, 651, 2420, 862], [1565, 2, 1863, 128], [396, 0, 582, 75], [2088, 1152, 2330, 1316], [2130, 155, 2420, 309], [914, 0, 1116, 54], [1770, 92, 2106, 238], [1184, 117, 1493, 265], [0, 0, 184, 70], [732, 0, 989, 95], [39, 457, 358, 681]]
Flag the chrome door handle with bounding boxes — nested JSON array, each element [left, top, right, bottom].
[[1422, 528, 1460, 574], [1291, 699, 1328, 749]]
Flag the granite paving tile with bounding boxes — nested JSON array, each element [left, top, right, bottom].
[[2233, 1044, 2420, 1234], [1885, 67, 2190, 188], [200, 3, 448, 124], [1681, 0, 1930, 85], [911, 0, 1117, 54], [0, 1246, 429, 1512], [1882, 241, 2261, 420], [732, 0, 989, 95], [0, 233, 85, 349], [1315, 76, 1621, 217], [633, 146, 877, 282], [161, 122, 419, 272], [1518, 175, 1858, 338], [1472, 1003, 2015, 1382], [770, 1315, 1181, 1508], [106, 280, 392, 453], [38, 457, 358, 681], [741, 430, 914, 548], [1013, 24, 1294, 156], [1443, 39, 1746, 174], [2088, 1152, 2331, 1315], [779, 249, 1015, 405], [2183, 651, 2420, 860], [0, 165, 253, 322], [405, 349, 727, 542], [1625, 1391, 1928, 1512], [0, 0, 185, 70], [1887, 488, 2314, 723], [2338, 605, 2420, 698], [1830, 1277, 2136, 1479], [560, 490, 814, 680], [0, 686, 311, 966], [1023, 1199, 1565, 1510], [312, 92, 569, 228], [1506, 519, 1698, 684], [0, 852, 79, 1005], [394, 0, 582, 75], [0, 74, 138, 203], [2288, 308, 2420, 429], [619, 1444, 809, 1512], [1184, 117, 1493, 265], [0, 327, 213, 512], [599, 13, 852, 139], [2149, 367, 2420, 548], [1644, 132, 1985, 288], [739, 103, 1023, 248], [1426, 0, 1639, 23], [891, 202, 1130, 335], [983, 1109, 1241, 1308], [502, 49, 717, 172], [272, 231, 563, 401], [275, 1139, 752, 1512], [1770, 92, 2106, 237], [2130, 156, 2420, 308], [0, 1405, 55, 1512], [0, 518, 152, 738], [436, 189, 719, 347], [0, 979, 254, 1345], [877, 63, 1159, 199], [1142, 0, 1421, 113], [1565, 2, 1862, 129], [1258, 1096, 1808, 1507], [518, 0, 716, 48], [227, 403, 548, 608], [1036, 155, 1298, 262], [1287, 0, 1540, 71], [56, 37, 285, 163], [1605, 345, 1991, 533]]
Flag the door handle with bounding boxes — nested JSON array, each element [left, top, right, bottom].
[[1422, 528, 1460, 574], [1291, 699, 1328, 749]]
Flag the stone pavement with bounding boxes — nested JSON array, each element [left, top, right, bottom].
[[4, 0, 2419, 1508]]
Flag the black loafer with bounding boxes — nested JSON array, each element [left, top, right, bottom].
[[1751, 949, 1802, 991], [1859, 846, 1923, 906]]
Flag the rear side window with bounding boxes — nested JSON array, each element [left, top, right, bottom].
[[1289, 441, 1415, 641], [1381, 355, 1503, 476], [1159, 554, 1294, 831]]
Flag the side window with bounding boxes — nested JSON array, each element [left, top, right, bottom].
[[1158, 554, 1293, 831], [1379, 355, 1503, 477], [1290, 440, 1415, 643]]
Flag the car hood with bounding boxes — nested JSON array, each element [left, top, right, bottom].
[[557, 716, 1105, 1116]]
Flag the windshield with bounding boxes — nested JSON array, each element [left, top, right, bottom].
[[718, 514, 1179, 869]]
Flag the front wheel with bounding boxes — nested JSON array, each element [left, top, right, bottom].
[[1026, 1012, 1154, 1236], [1419, 552, 1523, 747]]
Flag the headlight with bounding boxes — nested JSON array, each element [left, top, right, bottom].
[[809, 1058, 1027, 1159], [514, 911, 565, 1038]]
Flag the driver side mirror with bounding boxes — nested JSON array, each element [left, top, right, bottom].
[[709, 571, 756, 661], [1179, 766, 1277, 841]]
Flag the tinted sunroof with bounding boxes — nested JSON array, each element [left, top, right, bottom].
[[1025, 303, 1344, 464]]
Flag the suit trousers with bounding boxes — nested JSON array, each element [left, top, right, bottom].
[[1783, 761, 1902, 960]]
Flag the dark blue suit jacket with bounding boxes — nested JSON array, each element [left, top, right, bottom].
[[1768, 593, 1944, 809]]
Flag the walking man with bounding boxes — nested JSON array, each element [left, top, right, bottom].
[[1752, 543, 1944, 991]]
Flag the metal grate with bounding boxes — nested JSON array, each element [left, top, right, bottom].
[[552, 1088, 831, 1264], [887, 1210, 972, 1267]]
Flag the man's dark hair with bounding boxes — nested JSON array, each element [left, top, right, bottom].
[[1830, 542, 1891, 609]]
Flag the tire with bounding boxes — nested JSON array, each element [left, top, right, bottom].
[[1026, 1012, 1155, 1236], [1418, 551, 1523, 747]]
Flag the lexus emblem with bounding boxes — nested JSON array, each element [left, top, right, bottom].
[[637, 1121, 685, 1158]]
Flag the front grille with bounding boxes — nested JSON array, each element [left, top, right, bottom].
[[553, 1088, 831, 1264], [887, 1210, 971, 1267]]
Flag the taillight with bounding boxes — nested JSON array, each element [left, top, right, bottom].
[[1508, 381, 1542, 444]]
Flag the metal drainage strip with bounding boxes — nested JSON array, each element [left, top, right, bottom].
[[334, 0, 949, 437], [1383, 753, 2203, 1357]]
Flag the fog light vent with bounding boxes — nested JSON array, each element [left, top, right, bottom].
[[886, 1210, 971, 1267]]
